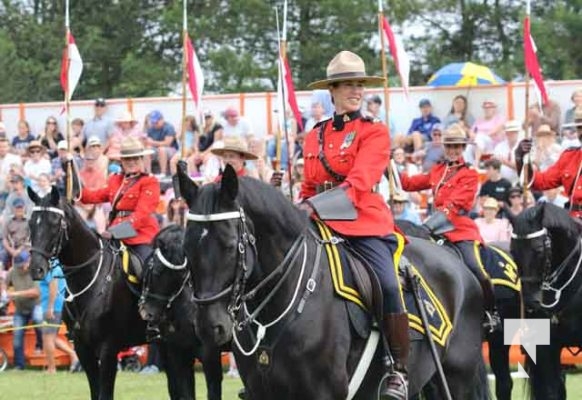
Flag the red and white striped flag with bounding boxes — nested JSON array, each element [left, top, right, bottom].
[[381, 16, 410, 96], [524, 1, 548, 105], [277, 53, 303, 132], [185, 33, 204, 110], [60, 31, 83, 101]]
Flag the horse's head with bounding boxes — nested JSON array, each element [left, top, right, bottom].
[[27, 186, 67, 280], [510, 203, 582, 313], [180, 165, 255, 346], [139, 225, 189, 324]]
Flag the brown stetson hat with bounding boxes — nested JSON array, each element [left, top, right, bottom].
[[211, 137, 258, 160], [442, 124, 472, 145], [308, 51, 385, 90], [118, 137, 154, 158]]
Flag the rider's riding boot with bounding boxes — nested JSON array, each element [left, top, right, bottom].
[[479, 277, 501, 332], [380, 313, 409, 400]]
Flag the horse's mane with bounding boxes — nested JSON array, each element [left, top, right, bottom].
[[517, 202, 581, 238]]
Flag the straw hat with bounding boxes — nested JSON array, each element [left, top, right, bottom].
[[115, 111, 138, 124], [26, 140, 45, 154], [483, 197, 499, 210], [119, 137, 154, 158], [504, 120, 522, 133], [442, 124, 471, 145], [210, 136, 258, 160], [308, 51, 385, 90], [536, 124, 555, 136]]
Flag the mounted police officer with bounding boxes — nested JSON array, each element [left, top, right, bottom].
[[516, 115, 582, 219], [400, 124, 500, 330], [79, 136, 161, 261], [297, 50, 409, 400]]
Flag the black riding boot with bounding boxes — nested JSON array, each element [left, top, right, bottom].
[[479, 276, 501, 332], [380, 313, 409, 400]]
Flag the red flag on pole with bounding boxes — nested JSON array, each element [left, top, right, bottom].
[[278, 54, 303, 132], [185, 32, 204, 110], [60, 31, 83, 100], [381, 16, 410, 96], [523, 11, 548, 105]]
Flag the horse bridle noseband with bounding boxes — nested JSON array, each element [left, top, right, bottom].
[[512, 227, 582, 309], [139, 248, 190, 311]]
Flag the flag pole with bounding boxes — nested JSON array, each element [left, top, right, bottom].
[[275, 3, 294, 200], [522, 0, 531, 207], [378, 0, 396, 203], [65, 0, 73, 202], [180, 0, 188, 160]]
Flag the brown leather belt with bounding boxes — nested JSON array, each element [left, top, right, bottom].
[[571, 204, 582, 212], [315, 181, 339, 194], [116, 210, 133, 218]]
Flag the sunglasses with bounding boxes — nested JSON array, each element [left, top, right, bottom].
[[47, 121, 56, 125], [432, 133, 442, 137], [509, 194, 522, 198], [444, 144, 464, 149], [29, 150, 41, 154]]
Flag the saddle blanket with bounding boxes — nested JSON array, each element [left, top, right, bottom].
[[315, 222, 453, 347], [480, 244, 520, 293]]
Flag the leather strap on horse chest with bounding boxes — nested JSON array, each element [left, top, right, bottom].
[[318, 121, 347, 183]]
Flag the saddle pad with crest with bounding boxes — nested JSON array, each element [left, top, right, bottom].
[[314, 221, 453, 347], [480, 244, 521, 294]]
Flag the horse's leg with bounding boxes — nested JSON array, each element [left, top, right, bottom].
[[528, 344, 564, 400], [75, 340, 100, 400], [163, 341, 193, 400], [200, 346, 223, 400], [488, 331, 512, 400], [97, 344, 120, 400]]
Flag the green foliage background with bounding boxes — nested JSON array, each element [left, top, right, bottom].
[[0, 0, 580, 103]]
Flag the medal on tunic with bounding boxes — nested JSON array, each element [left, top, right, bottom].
[[341, 131, 356, 149]]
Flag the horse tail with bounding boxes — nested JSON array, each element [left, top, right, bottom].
[[470, 356, 491, 400]]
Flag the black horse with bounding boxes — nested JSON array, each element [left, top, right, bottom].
[[396, 220, 521, 400], [26, 186, 207, 400], [139, 225, 224, 400], [177, 165, 489, 399], [510, 203, 582, 400]]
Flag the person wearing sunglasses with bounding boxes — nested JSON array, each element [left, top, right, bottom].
[[23, 141, 51, 194], [38, 117, 64, 160], [400, 123, 500, 331]]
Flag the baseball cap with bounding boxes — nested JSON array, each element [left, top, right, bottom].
[[87, 136, 102, 147], [419, 98, 431, 108], [431, 123, 443, 133], [12, 198, 25, 208], [203, 109, 213, 117], [57, 140, 68, 150], [149, 110, 163, 124], [367, 95, 382, 105], [95, 98, 106, 107], [13, 250, 30, 268], [223, 107, 239, 118]]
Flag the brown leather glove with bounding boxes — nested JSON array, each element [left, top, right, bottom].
[[515, 138, 533, 173]]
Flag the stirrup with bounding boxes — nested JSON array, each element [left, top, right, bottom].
[[483, 310, 501, 333], [378, 370, 408, 400], [145, 324, 162, 342]]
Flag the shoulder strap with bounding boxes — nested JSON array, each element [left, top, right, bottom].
[[317, 121, 346, 182]]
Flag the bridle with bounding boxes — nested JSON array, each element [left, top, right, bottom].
[[512, 227, 582, 309], [139, 248, 191, 312], [30, 205, 105, 302]]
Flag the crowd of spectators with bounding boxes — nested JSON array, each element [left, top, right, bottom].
[[0, 86, 580, 371]]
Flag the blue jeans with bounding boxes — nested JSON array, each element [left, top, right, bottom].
[[13, 305, 43, 369]]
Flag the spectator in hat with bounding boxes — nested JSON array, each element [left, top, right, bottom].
[[146, 110, 177, 177], [564, 88, 582, 124], [419, 123, 445, 172], [492, 120, 521, 184], [392, 193, 422, 225], [2, 250, 43, 369], [442, 95, 475, 130], [0, 136, 21, 196], [199, 110, 223, 152], [501, 186, 535, 218], [475, 197, 511, 243], [3, 198, 30, 263], [561, 119, 582, 149], [52, 140, 83, 196], [86, 135, 109, 179], [11, 120, 35, 157], [38, 116, 65, 160], [3, 175, 32, 222], [221, 106, 251, 139], [469, 99, 506, 166], [107, 112, 144, 162], [23, 141, 51, 193], [531, 124, 562, 172], [83, 98, 113, 146], [395, 98, 440, 153]]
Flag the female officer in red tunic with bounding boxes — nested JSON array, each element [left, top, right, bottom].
[[516, 120, 582, 218], [299, 50, 408, 400], [80, 136, 160, 261], [400, 124, 499, 328]]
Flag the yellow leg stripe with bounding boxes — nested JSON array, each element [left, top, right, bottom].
[[121, 245, 139, 284], [393, 232, 407, 311]]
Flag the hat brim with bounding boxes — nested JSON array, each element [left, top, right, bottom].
[[308, 75, 385, 90], [27, 144, 45, 153], [211, 147, 258, 160], [119, 149, 155, 158], [442, 139, 473, 145]]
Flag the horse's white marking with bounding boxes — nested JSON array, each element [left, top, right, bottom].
[[200, 228, 208, 241]]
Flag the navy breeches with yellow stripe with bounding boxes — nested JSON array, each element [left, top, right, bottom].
[[346, 234, 405, 314], [455, 240, 495, 310]]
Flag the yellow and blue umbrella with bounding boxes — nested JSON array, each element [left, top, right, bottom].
[[428, 62, 505, 87]]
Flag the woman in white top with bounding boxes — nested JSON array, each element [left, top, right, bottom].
[[531, 124, 562, 172], [23, 141, 51, 194]]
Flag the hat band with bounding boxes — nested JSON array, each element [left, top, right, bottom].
[[120, 149, 145, 157], [326, 71, 368, 80]]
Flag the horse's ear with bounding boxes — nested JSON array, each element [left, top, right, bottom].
[[27, 185, 40, 205], [220, 164, 238, 203], [176, 169, 198, 208], [50, 185, 60, 206]]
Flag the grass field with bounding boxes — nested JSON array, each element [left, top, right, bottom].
[[1, 369, 582, 399]]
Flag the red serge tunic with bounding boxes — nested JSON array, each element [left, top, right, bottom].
[[529, 147, 582, 218], [400, 160, 484, 244], [300, 113, 394, 237], [81, 173, 160, 245]]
